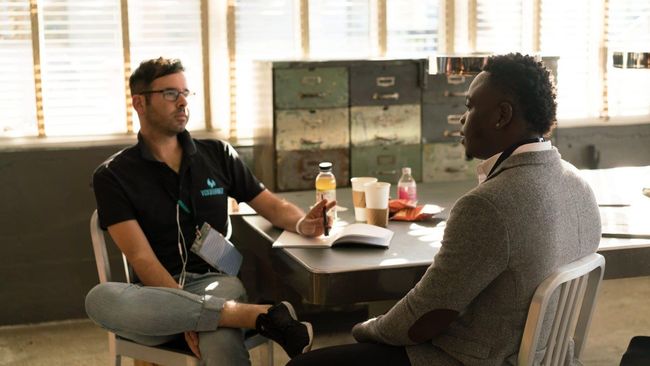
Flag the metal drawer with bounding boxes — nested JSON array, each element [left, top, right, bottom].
[[275, 108, 350, 151], [422, 143, 480, 182], [421, 103, 466, 143], [350, 61, 422, 106], [274, 67, 349, 109], [350, 104, 421, 147], [276, 149, 350, 191], [421, 74, 474, 105], [351, 144, 421, 184]]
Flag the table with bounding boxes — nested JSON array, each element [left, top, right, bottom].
[[232, 168, 650, 306]]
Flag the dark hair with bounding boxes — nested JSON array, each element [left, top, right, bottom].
[[129, 57, 185, 95], [482, 53, 557, 135]]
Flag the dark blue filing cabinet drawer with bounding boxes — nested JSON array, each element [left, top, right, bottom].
[[350, 60, 423, 106], [421, 103, 465, 143], [421, 74, 474, 104]]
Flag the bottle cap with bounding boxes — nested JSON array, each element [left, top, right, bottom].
[[402, 167, 411, 174], [319, 162, 333, 171]]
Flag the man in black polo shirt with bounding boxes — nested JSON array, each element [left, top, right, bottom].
[[85, 57, 335, 365]]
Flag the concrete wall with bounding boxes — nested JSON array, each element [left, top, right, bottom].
[[1, 124, 649, 325]]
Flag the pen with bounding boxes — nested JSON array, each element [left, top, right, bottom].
[[323, 204, 329, 236]]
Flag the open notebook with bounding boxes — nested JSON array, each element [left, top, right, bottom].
[[272, 223, 394, 249]]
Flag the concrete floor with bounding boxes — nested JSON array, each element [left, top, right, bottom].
[[0, 276, 648, 366]]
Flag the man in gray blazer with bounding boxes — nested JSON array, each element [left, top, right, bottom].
[[287, 53, 601, 366]]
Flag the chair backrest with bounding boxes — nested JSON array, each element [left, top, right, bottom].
[[90, 209, 132, 284], [518, 253, 605, 366]]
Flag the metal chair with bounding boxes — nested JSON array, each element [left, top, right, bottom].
[[89, 209, 274, 366], [518, 253, 606, 366]]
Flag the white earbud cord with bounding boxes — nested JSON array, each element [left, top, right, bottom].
[[176, 203, 188, 288]]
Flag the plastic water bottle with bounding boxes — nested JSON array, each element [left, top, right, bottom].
[[397, 167, 417, 202], [315, 162, 337, 221]]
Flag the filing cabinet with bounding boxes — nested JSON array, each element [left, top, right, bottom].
[[421, 74, 474, 144], [265, 62, 351, 191], [349, 60, 424, 184], [351, 144, 422, 184], [422, 143, 480, 182]]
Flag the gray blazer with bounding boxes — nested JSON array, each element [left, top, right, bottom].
[[352, 149, 601, 366]]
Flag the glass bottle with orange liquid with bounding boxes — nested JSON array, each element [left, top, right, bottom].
[[315, 162, 337, 221]]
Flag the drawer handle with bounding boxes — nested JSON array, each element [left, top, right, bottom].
[[447, 114, 463, 124], [444, 90, 468, 97], [447, 75, 467, 85], [443, 130, 462, 137], [374, 135, 400, 144], [303, 118, 323, 127], [376, 155, 396, 165], [376, 76, 396, 87], [301, 76, 322, 85], [300, 138, 323, 146], [372, 92, 400, 100], [300, 92, 325, 99], [375, 170, 397, 176], [302, 173, 317, 181]]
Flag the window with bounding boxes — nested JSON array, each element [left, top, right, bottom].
[[540, 0, 603, 120], [128, 0, 204, 133], [1, 0, 649, 141], [309, 0, 371, 59], [234, 0, 298, 140], [475, 0, 525, 53], [0, 0, 37, 137], [39, 0, 126, 137], [607, 0, 650, 117], [386, 0, 439, 57]]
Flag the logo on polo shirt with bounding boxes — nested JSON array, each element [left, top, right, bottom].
[[201, 178, 224, 197]]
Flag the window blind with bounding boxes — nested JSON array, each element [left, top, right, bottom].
[[0, 0, 37, 137], [475, 0, 524, 53], [386, 0, 439, 57], [607, 0, 650, 117], [128, 0, 204, 132], [309, 0, 371, 59], [540, 0, 603, 120], [234, 0, 298, 140], [38, 0, 125, 137]]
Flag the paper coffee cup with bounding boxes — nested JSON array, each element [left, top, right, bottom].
[[364, 182, 390, 227], [350, 177, 378, 222]]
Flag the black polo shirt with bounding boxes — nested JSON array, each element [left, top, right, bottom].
[[93, 130, 265, 276]]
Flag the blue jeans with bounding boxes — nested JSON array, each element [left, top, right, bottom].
[[85, 272, 251, 366]]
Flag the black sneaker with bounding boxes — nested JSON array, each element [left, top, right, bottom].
[[255, 301, 313, 358]]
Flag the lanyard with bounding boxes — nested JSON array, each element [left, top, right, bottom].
[[487, 137, 545, 178]]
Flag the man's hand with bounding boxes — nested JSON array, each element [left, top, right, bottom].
[[184, 331, 201, 359], [297, 199, 337, 237]]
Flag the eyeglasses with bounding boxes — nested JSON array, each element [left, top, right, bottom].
[[139, 88, 194, 102]]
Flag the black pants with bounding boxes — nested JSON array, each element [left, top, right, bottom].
[[286, 342, 411, 366]]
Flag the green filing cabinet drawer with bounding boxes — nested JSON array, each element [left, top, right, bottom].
[[276, 149, 350, 192], [350, 104, 421, 147], [351, 144, 421, 184], [275, 108, 349, 151], [422, 143, 480, 182], [422, 74, 474, 104], [274, 67, 349, 109], [421, 103, 466, 143], [349, 60, 422, 106]]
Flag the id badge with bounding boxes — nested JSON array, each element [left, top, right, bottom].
[[190, 222, 242, 276]]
